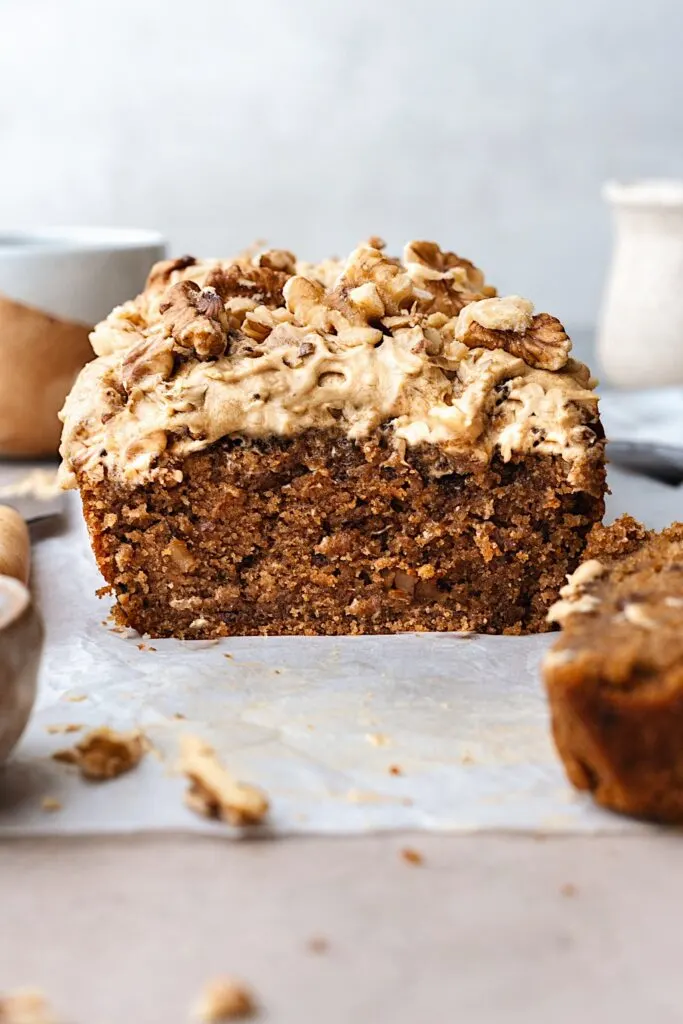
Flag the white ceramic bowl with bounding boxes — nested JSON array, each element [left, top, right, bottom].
[[0, 227, 166, 456], [0, 226, 166, 324]]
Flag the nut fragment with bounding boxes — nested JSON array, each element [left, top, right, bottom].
[[455, 297, 571, 371], [52, 726, 147, 781], [192, 978, 256, 1021], [41, 797, 62, 813], [146, 254, 197, 291], [160, 281, 228, 360], [121, 335, 176, 391], [179, 735, 269, 826], [0, 989, 60, 1024], [256, 248, 296, 274], [162, 537, 197, 573], [336, 245, 414, 317], [403, 239, 494, 314]]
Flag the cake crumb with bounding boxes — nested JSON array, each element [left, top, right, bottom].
[[560, 882, 577, 898], [52, 726, 147, 781], [306, 935, 329, 954], [192, 978, 256, 1021], [45, 723, 82, 735], [179, 736, 269, 826], [63, 694, 87, 703], [173, 712, 186, 720], [0, 989, 59, 1023], [40, 797, 62, 813], [400, 847, 424, 866], [365, 732, 389, 747], [0, 468, 60, 501], [388, 764, 402, 776]]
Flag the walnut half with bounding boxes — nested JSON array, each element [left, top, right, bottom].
[[159, 280, 228, 360], [455, 296, 571, 371]]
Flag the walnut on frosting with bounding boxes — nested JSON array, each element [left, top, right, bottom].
[[454, 296, 572, 371], [121, 335, 175, 392], [403, 240, 496, 316], [59, 238, 601, 492], [146, 254, 198, 292], [159, 280, 229, 360]]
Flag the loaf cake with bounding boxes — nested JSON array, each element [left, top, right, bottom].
[[59, 239, 605, 638], [544, 515, 683, 823]]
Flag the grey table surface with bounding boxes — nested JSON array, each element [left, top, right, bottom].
[[1, 832, 682, 1024]]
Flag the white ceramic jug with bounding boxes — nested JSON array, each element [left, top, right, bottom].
[[598, 180, 683, 388]]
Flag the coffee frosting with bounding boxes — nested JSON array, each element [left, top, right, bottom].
[[59, 239, 600, 489]]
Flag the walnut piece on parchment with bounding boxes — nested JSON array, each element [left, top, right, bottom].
[[192, 978, 257, 1022], [179, 735, 269, 826], [0, 989, 61, 1024], [52, 726, 147, 781]]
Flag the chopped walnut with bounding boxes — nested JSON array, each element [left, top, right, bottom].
[[179, 735, 269, 826], [121, 335, 175, 392], [40, 797, 62, 813], [242, 307, 276, 343], [455, 297, 571, 371], [0, 990, 60, 1024], [52, 726, 147, 781], [159, 280, 228, 359], [163, 536, 197, 573], [192, 979, 256, 1021], [283, 276, 335, 331], [256, 248, 296, 274], [335, 244, 414, 317], [146, 254, 197, 291], [403, 240, 495, 315], [203, 263, 289, 309]]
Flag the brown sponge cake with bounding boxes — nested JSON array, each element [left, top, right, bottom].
[[59, 239, 605, 638], [544, 515, 683, 823]]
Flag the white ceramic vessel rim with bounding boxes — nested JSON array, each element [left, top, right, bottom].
[[0, 227, 166, 257], [603, 179, 683, 209]]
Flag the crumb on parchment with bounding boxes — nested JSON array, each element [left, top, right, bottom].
[[365, 732, 389, 747], [52, 726, 147, 781], [192, 978, 256, 1021], [400, 847, 424, 866], [40, 797, 62, 813], [44, 723, 82, 735], [0, 989, 60, 1023], [179, 736, 269, 827], [306, 935, 329, 954]]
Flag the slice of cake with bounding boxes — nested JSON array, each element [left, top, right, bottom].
[[59, 239, 605, 638], [544, 515, 683, 823]]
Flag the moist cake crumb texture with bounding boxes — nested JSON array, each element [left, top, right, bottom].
[[59, 238, 606, 638], [544, 515, 683, 823]]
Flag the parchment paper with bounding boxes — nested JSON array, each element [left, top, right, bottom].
[[0, 464, 680, 837]]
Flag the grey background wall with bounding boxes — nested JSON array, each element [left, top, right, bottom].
[[1, 0, 682, 329]]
